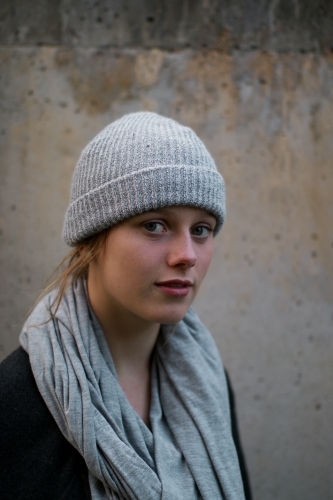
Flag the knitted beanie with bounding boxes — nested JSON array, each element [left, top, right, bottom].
[[63, 112, 225, 246]]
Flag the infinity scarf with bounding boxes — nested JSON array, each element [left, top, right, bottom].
[[20, 278, 245, 500]]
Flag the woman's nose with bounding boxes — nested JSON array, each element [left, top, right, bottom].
[[166, 234, 197, 268]]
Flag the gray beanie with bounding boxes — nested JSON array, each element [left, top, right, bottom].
[[63, 112, 225, 246]]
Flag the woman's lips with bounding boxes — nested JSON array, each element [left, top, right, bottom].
[[155, 279, 193, 297]]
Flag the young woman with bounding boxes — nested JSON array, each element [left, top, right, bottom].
[[0, 112, 251, 500]]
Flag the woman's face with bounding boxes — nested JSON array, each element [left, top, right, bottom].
[[88, 206, 216, 326]]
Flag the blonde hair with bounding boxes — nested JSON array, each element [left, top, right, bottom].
[[37, 228, 110, 320]]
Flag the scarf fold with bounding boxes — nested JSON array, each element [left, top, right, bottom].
[[20, 278, 245, 500]]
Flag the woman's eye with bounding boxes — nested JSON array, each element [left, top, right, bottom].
[[192, 226, 210, 237], [144, 222, 165, 233]]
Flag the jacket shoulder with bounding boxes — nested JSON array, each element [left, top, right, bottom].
[[0, 346, 43, 409], [0, 347, 57, 443], [0, 347, 90, 499]]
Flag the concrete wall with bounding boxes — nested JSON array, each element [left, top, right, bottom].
[[1, 1, 332, 499]]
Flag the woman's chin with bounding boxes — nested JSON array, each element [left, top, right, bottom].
[[147, 305, 191, 326]]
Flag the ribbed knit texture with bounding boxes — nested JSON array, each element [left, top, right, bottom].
[[63, 112, 226, 246]]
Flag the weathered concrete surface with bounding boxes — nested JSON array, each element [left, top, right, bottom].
[[0, 0, 61, 45], [1, 0, 333, 51], [0, 45, 332, 500]]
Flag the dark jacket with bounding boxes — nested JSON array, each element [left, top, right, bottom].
[[0, 347, 252, 500]]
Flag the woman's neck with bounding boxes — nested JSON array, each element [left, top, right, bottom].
[[87, 275, 160, 427], [103, 315, 159, 378]]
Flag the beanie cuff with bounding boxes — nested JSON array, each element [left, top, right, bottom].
[[63, 165, 225, 246]]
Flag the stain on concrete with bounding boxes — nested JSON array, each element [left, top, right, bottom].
[[134, 49, 165, 87], [55, 48, 136, 115]]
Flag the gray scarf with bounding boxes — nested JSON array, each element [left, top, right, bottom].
[[20, 278, 245, 500]]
